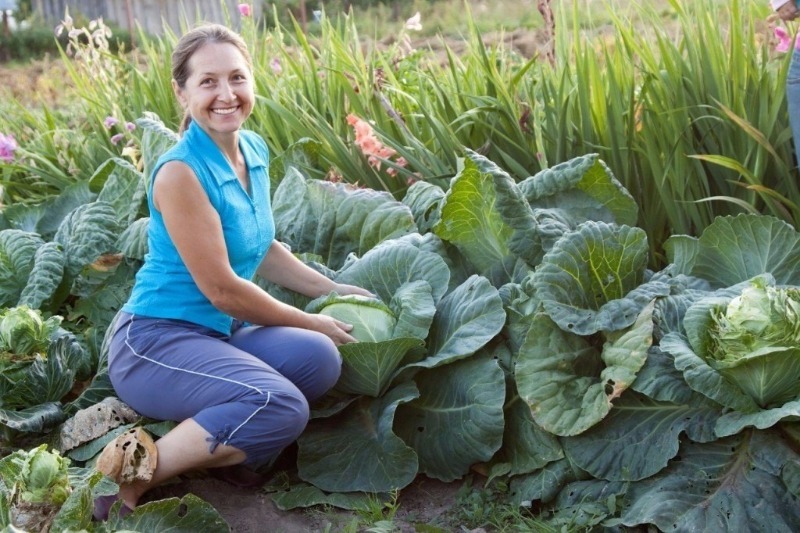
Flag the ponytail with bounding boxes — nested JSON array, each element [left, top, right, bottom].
[[179, 111, 192, 135]]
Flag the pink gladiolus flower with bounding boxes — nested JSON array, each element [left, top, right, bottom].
[[104, 116, 119, 128], [346, 113, 401, 173], [405, 12, 422, 32], [238, 3, 251, 17], [270, 58, 283, 75], [125, 122, 136, 131], [776, 27, 791, 53], [110, 133, 125, 145], [0, 133, 18, 162]]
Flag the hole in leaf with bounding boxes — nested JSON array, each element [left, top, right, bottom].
[[177, 503, 188, 517], [417, 427, 424, 432]]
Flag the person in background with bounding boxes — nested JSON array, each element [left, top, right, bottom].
[[94, 23, 372, 519], [773, 0, 800, 162]]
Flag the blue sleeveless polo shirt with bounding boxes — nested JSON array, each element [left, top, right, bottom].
[[123, 120, 275, 334]]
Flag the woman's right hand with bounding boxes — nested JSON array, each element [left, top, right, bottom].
[[307, 313, 357, 346]]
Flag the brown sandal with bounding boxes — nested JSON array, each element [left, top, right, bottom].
[[96, 427, 158, 485]]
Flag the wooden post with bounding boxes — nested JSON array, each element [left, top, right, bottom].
[[124, 0, 136, 47], [299, 0, 307, 33]]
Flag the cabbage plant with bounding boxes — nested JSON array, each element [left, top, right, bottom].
[[661, 275, 800, 433], [0, 306, 62, 358], [704, 278, 800, 408], [0, 307, 92, 436]]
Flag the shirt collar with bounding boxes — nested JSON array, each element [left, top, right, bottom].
[[184, 121, 266, 182]]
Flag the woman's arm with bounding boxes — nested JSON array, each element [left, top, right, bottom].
[[256, 241, 373, 298], [152, 160, 356, 344]]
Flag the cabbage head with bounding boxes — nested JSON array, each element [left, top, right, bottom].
[[2, 444, 72, 506], [696, 278, 800, 408], [0, 306, 62, 358], [316, 294, 397, 342]]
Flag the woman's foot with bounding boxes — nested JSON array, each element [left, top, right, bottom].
[[92, 494, 133, 521]]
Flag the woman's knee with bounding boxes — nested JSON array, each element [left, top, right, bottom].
[[304, 332, 342, 399], [238, 389, 309, 465]]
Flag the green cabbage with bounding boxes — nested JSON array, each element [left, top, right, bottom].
[[316, 294, 397, 343], [20, 446, 71, 505], [0, 306, 62, 357], [704, 279, 800, 408], [3, 445, 72, 506]]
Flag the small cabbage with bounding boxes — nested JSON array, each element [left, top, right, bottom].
[[316, 294, 396, 342], [20, 447, 71, 505], [2, 445, 72, 506], [704, 279, 800, 408], [0, 306, 62, 357]]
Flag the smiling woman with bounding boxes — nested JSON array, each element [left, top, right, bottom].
[[94, 23, 374, 521]]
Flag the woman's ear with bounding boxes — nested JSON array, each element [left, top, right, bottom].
[[172, 79, 186, 108]]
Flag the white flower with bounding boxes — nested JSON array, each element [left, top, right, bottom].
[[405, 11, 422, 32]]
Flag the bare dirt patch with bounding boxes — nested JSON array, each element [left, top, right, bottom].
[[146, 473, 465, 532]]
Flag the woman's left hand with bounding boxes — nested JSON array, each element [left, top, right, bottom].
[[332, 283, 376, 298]]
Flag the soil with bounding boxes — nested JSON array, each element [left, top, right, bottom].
[[148, 473, 467, 532]]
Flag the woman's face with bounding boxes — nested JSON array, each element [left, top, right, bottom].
[[174, 41, 254, 138]]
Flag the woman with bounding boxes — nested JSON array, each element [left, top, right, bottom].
[[774, 0, 800, 162], [96, 23, 371, 518]]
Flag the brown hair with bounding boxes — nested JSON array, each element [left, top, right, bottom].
[[172, 24, 253, 134]]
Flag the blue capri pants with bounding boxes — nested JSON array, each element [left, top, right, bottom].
[[107, 312, 341, 467]]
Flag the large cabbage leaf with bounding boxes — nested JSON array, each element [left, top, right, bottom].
[[394, 353, 505, 481], [0, 182, 94, 239], [96, 158, 147, 228], [402, 180, 445, 234], [433, 155, 534, 286], [508, 458, 588, 507], [533, 221, 670, 335], [136, 112, 179, 185], [335, 238, 450, 305], [561, 391, 719, 481], [665, 214, 800, 287], [104, 494, 229, 533], [297, 382, 420, 492], [519, 153, 638, 227], [499, 391, 564, 477], [405, 275, 506, 371], [18, 242, 65, 310], [273, 168, 416, 270], [0, 230, 43, 308], [619, 430, 800, 531], [515, 301, 655, 436], [116, 217, 149, 260], [53, 201, 120, 279]]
